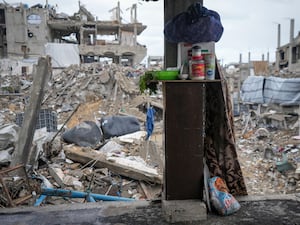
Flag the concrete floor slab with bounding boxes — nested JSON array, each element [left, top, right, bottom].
[[0, 195, 299, 225]]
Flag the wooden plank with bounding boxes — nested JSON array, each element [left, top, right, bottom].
[[64, 145, 162, 184]]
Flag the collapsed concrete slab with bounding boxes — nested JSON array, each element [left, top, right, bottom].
[[64, 145, 163, 184]]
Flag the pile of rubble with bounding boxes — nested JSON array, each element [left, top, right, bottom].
[[0, 61, 300, 208], [235, 106, 300, 195], [0, 62, 163, 208]]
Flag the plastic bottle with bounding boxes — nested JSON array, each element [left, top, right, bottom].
[[189, 55, 205, 80], [192, 45, 202, 57], [204, 53, 216, 80]]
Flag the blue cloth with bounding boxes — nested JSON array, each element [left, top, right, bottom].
[[146, 107, 155, 140]]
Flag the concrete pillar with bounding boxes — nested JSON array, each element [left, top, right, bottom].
[[275, 23, 281, 71], [290, 18, 295, 43], [117, 1, 121, 23], [248, 52, 251, 63], [288, 18, 294, 71], [277, 23, 281, 48], [164, 0, 203, 68], [11, 57, 50, 167], [80, 27, 84, 45], [248, 52, 251, 75], [133, 24, 137, 46]]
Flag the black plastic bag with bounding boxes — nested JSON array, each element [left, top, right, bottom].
[[164, 2, 224, 43], [62, 121, 102, 147], [101, 115, 140, 139]]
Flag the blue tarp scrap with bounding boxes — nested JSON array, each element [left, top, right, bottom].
[[146, 107, 155, 140], [241, 76, 300, 106], [240, 75, 265, 104], [264, 77, 300, 105]]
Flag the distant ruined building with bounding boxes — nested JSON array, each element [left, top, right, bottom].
[[0, 1, 147, 66], [276, 18, 300, 73]]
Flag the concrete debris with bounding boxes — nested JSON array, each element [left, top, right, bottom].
[[255, 127, 270, 139], [0, 124, 19, 150], [0, 124, 19, 166], [117, 131, 147, 144], [48, 166, 66, 188], [235, 108, 300, 195], [0, 164, 39, 207], [0, 62, 162, 207], [99, 140, 125, 154], [1, 60, 300, 208], [64, 145, 162, 184], [0, 147, 13, 166]]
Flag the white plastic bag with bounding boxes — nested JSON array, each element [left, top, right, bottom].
[[208, 176, 241, 216]]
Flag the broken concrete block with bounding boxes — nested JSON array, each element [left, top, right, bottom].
[[118, 131, 147, 144], [72, 180, 84, 191], [48, 166, 65, 188], [99, 140, 123, 153], [63, 175, 84, 191], [99, 71, 110, 84], [295, 164, 300, 174], [0, 124, 19, 150], [63, 175, 79, 186], [0, 147, 13, 166]]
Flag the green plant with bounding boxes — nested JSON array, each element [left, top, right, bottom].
[[139, 71, 158, 94]]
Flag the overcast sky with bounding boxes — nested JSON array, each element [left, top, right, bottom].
[[5, 0, 300, 65]]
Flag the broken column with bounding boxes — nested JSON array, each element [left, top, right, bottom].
[[11, 57, 50, 167]]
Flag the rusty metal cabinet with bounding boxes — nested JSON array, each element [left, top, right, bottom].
[[163, 81, 207, 200]]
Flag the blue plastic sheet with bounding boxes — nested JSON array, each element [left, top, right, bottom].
[[241, 76, 300, 105]]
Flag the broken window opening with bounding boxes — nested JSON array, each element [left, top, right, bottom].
[[279, 50, 285, 61], [292, 46, 297, 64]]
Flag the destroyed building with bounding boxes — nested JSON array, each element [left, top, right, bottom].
[[0, 1, 160, 209], [224, 18, 300, 118], [1, 1, 300, 224], [276, 18, 300, 72], [0, 2, 147, 67]]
